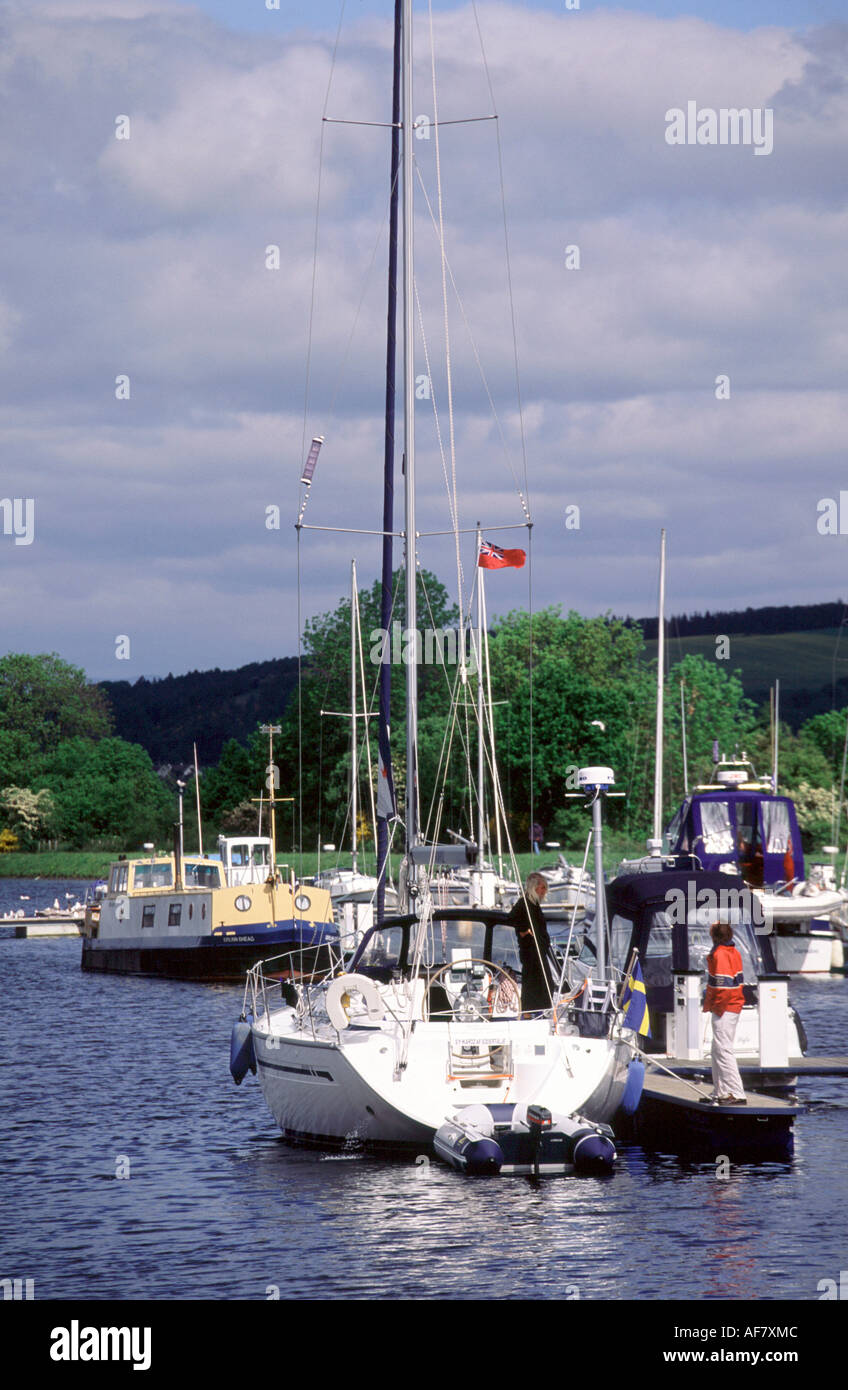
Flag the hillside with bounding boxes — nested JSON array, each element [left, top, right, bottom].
[[643, 627, 848, 728], [99, 657, 300, 767], [95, 601, 848, 767]]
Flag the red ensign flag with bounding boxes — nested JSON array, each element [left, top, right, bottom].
[[477, 540, 526, 570]]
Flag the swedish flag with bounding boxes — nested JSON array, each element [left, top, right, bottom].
[[620, 960, 651, 1037]]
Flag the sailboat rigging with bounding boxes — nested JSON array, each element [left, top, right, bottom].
[[231, 0, 639, 1157]]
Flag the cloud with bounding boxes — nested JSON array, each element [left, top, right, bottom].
[[0, 2, 845, 678]]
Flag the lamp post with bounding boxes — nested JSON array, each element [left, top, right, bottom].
[[176, 779, 185, 861]]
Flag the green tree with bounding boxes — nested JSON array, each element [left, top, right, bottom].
[[487, 608, 655, 845], [0, 653, 112, 754], [666, 654, 758, 797], [39, 737, 173, 850], [0, 729, 43, 789]]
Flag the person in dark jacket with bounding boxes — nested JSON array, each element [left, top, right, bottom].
[[507, 872, 554, 1015]]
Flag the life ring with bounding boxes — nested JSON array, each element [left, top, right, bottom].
[[326, 973, 385, 1031]]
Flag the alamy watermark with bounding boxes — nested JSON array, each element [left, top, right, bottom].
[[0, 498, 34, 546], [370, 623, 478, 671], [665, 883, 772, 934], [665, 102, 773, 156]]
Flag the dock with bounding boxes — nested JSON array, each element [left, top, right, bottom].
[[622, 1072, 800, 1159], [658, 1055, 848, 1078], [11, 919, 82, 939]]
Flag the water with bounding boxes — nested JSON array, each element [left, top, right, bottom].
[[1, 879, 847, 1304]]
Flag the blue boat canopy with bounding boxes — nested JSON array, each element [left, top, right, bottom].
[[665, 789, 804, 887]]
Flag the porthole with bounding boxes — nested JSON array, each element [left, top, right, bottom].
[[235, 895, 251, 912], [294, 893, 311, 913]]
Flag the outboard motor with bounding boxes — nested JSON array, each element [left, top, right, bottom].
[[527, 1104, 552, 1178]]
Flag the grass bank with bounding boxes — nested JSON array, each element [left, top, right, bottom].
[[0, 837, 643, 881]]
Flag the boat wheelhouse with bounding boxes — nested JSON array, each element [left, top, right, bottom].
[[81, 836, 338, 980], [665, 757, 845, 973], [572, 865, 805, 1086]]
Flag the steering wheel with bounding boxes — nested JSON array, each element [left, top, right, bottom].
[[424, 958, 520, 1021]]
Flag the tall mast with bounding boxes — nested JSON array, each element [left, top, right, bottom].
[[650, 528, 666, 855], [376, 0, 402, 922], [476, 524, 485, 874], [402, 0, 418, 862], [350, 559, 358, 875]]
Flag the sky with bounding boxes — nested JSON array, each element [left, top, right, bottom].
[[1, 0, 846, 682]]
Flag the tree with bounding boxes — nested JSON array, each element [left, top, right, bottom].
[[0, 787, 56, 848], [0, 653, 112, 754], [39, 737, 173, 849], [487, 608, 655, 844], [666, 654, 758, 796]]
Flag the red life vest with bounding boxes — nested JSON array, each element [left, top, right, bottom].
[[702, 942, 745, 1016]]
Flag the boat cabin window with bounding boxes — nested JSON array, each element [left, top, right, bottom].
[[358, 925, 406, 969], [133, 863, 173, 890], [642, 917, 674, 988], [762, 800, 791, 855], [609, 914, 634, 971], [699, 801, 733, 855], [183, 862, 221, 889], [686, 919, 760, 985], [229, 843, 267, 867], [141, 904, 156, 929], [665, 801, 689, 852], [109, 863, 129, 894]]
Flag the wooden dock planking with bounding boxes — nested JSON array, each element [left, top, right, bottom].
[[641, 1072, 801, 1116], [657, 1055, 848, 1077]]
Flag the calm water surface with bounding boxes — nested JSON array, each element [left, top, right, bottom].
[[2, 880, 847, 1302]]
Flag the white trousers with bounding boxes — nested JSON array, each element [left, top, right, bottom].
[[710, 1009, 745, 1099]]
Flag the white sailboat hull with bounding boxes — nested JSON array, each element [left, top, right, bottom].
[[253, 1010, 631, 1150]]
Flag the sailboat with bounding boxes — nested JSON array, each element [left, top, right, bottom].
[[230, 0, 635, 1153]]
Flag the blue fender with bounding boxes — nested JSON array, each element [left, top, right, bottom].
[[618, 1058, 646, 1116], [230, 1017, 256, 1085]]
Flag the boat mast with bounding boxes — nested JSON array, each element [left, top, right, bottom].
[[376, 0, 402, 923], [402, 0, 418, 871], [773, 677, 780, 793], [350, 558, 358, 875], [476, 524, 485, 876], [650, 528, 666, 855]]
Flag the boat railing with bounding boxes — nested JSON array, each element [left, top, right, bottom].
[[241, 943, 346, 1026]]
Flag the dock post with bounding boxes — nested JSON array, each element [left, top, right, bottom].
[[672, 970, 703, 1060], [758, 977, 789, 1067]]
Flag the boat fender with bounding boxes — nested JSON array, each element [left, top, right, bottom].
[[569, 1127, 617, 1175], [618, 1058, 646, 1116], [230, 1017, 256, 1085], [326, 973, 384, 1031]]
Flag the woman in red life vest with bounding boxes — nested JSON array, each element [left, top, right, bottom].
[[702, 921, 747, 1104]]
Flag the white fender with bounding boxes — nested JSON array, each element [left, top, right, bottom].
[[326, 973, 384, 1031]]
